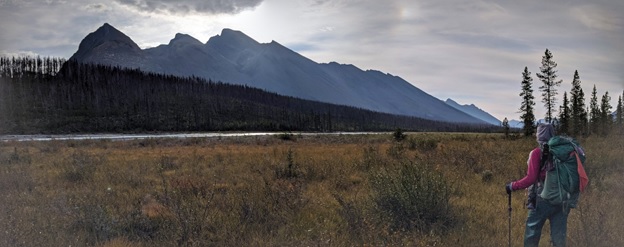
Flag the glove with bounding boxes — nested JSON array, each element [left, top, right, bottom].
[[505, 183, 513, 194]]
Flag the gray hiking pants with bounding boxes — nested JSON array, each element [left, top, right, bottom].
[[524, 197, 570, 247]]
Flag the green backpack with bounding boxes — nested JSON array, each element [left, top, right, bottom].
[[539, 136, 588, 210]]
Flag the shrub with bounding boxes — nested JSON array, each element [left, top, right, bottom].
[[408, 138, 439, 152], [277, 132, 295, 141], [360, 146, 381, 170], [2, 147, 32, 164], [239, 177, 307, 237], [158, 155, 177, 171], [371, 161, 453, 232], [481, 170, 493, 183], [63, 151, 102, 183], [275, 148, 300, 179], [386, 142, 406, 159], [392, 128, 406, 142], [332, 193, 368, 241]]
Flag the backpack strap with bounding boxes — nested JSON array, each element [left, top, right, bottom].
[[530, 144, 550, 195], [539, 143, 550, 172]]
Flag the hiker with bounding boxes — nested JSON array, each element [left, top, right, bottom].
[[505, 123, 567, 247]]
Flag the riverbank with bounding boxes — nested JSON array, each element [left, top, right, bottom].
[[0, 131, 386, 142]]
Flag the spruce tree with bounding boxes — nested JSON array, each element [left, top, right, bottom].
[[589, 85, 600, 135], [536, 49, 562, 123], [502, 117, 510, 138], [569, 70, 587, 137], [616, 94, 623, 132], [519, 66, 536, 136], [620, 91, 624, 132], [600, 91, 612, 135], [558, 91, 570, 135]]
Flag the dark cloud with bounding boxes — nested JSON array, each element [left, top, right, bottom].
[[113, 0, 264, 15]]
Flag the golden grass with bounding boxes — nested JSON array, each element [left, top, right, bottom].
[[0, 133, 622, 246]]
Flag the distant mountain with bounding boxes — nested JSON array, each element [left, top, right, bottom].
[[69, 23, 489, 125], [508, 119, 551, 129], [445, 99, 499, 126], [509, 119, 524, 129]]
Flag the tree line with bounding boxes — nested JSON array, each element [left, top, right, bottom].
[[0, 56, 497, 134], [518, 49, 623, 137]]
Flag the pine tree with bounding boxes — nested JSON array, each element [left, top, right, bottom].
[[502, 117, 510, 137], [519, 66, 536, 136], [589, 85, 600, 135], [620, 91, 624, 126], [536, 49, 562, 123], [620, 90, 624, 133], [616, 93, 623, 132], [558, 91, 570, 135], [600, 91, 612, 135], [569, 70, 587, 137]]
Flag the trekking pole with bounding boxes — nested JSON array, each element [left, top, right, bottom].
[[508, 192, 512, 247]]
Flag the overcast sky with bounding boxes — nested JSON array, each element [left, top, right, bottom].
[[1, 0, 622, 121]]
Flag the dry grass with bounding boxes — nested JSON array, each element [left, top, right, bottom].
[[0, 133, 622, 246]]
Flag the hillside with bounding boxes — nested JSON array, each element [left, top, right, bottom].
[[0, 57, 495, 134], [445, 98, 501, 126], [69, 23, 489, 125]]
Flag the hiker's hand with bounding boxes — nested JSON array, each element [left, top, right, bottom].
[[505, 183, 513, 194]]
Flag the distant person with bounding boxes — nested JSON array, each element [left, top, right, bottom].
[[505, 123, 568, 247]]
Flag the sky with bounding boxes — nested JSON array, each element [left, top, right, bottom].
[[1, 0, 623, 121]]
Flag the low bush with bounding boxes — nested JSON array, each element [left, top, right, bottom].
[[63, 151, 103, 183], [392, 128, 407, 142], [370, 160, 453, 232]]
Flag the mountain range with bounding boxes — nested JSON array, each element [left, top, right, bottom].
[[444, 99, 501, 126], [70, 23, 497, 125]]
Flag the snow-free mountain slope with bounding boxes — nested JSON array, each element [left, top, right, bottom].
[[509, 119, 524, 128], [69, 23, 491, 125], [445, 98, 501, 126], [72, 23, 145, 69]]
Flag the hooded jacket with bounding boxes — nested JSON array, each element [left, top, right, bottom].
[[511, 123, 554, 191]]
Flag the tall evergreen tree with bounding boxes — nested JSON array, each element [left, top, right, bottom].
[[616, 93, 623, 132], [619, 90, 624, 133], [502, 117, 510, 137], [558, 91, 570, 135], [569, 70, 587, 137], [589, 85, 600, 134], [600, 91, 612, 135], [536, 49, 562, 123], [519, 66, 536, 136]]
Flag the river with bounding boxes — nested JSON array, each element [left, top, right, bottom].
[[0, 132, 384, 142]]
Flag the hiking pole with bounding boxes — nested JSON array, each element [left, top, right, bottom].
[[508, 192, 512, 247]]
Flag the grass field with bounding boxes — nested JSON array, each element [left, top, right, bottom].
[[1, 133, 622, 246]]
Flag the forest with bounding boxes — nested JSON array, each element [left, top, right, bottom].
[[0, 56, 496, 134], [516, 49, 623, 138]]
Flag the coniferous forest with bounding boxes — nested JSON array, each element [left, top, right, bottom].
[[517, 49, 624, 138], [0, 56, 496, 134]]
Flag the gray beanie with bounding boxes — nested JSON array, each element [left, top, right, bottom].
[[536, 123, 555, 146]]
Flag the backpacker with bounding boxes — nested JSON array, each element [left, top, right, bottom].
[[539, 136, 589, 210]]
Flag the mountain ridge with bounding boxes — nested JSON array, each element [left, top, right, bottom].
[[445, 98, 501, 126], [70, 23, 492, 125]]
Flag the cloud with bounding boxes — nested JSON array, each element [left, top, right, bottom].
[[0, 50, 39, 57], [84, 3, 111, 12], [113, 0, 264, 15], [572, 4, 623, 31]]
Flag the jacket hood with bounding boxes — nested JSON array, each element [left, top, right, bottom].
[[537, 123, 555, 146]]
